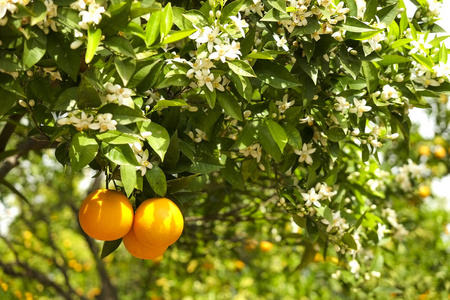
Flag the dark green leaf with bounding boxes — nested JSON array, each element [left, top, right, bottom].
[[227, 60, 256, 77], [217, 91, 243, 121], [145, 165, 167, 196], [326, 127, 346, 142], [114, 57, 136, 87], [253, 61, 301, 89], [342, 232, 358, 250], [266, 119, 287, 153], [140, 121, 170, 161], [23, 28, 47, 68], [104, 36, 136, 58], [69, 131, 99, 172], [104, 144, 140, 166], [101, 239, 122, 259], [96, 130, 141, 145], [99, 104, 146, 125]]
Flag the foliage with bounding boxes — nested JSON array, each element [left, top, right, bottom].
[[1, 0, 450, 298]]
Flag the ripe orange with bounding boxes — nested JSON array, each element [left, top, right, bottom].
[[418, 185, 431, 198], [434, 145, 447, 159], [78, 189, 134, 241], [418, 145, 431, 156], [123, 227, 167, 260], [133, 198, 184, 248], [259, 241, 274, 252]]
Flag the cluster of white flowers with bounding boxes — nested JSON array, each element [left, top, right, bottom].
[[382, 207, 409, 240], [188, 128, 208, 143], [411, 60, 450, 89], [241, 0, 264, 17], [70, 0, 105, 30], [299, 182, 336, 211], [379, 84, 400, 102], [239, 143, 262, 162], [395, 159, 428, 191], [185, 14, 247, 92], [365, 22, 386, 52], [281, 0, 349, 43], [294, 143, 316, 165], [57, 111, 117, 132], [36, 0, 58, 34], [321, 210, 349, 235], [102, 83, 134, 107]]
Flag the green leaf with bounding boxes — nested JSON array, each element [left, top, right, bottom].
[[342, 233, 358, 250], [293, 215, 306, 228], [146, 165, 167, 196], [376, 54, 411, 66], [114, 57, 136, 87], [227, 60, 256, 77], [266, 119, 287, 153], [101, 239, 122, 259], [221, 158, 245, 190], [362, 61, 378, 93], [46, 33, 81, 81], [306, 218, 319, 242], [204, 88, 216, 108], [78, 75, 102, 109], [376, 3, 398, 26], [260, 8, 291, 22], [96, 130, 141, 145], [23, 28, 47, 68], [245, 52, 275, 60], [253, 61, 301, 89], [221, 0, 244, 22], [283, 124, 302, 149], [257, 121, 283, 161], [412, 54, 434, 71], [53, 87, 78, 111], [103, 36, 136, 58], [339, 17, 377, 32], [161, 2, 173, 38], [146, 11, 162, 46], [152, 99, 188, 111], [128, 60, 162, 89], [267, 0, 286, 12], [232, 122, 257, 150], [163, 29, 197, 44], [167, 174, 199, 193], [326, 127, 346, 142], [337, 54, 361, 80], [30, 0, 47, 26], [104, 144, 140, 166], [69, 131, 99, 172], [217, 91, 243, 121], [86, 27, 102, 64], [120, 165, 137, 197], [182, 10, 208, 27], [140, 121, 170, 161], [99, 104, 146, 125]]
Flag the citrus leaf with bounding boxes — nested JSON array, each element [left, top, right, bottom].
[[69, 131, 99, 172], [145, 165, 167, 196], [101, 239, 122, 259]]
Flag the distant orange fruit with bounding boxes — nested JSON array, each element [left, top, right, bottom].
[[259, 241, 274, 252], [79, 189, 134, 241], [418, 185, 431, 198], [434, 146, 447, 159], [418, 145, 431, 156], [234, 260, 245, 270], [123, 227, 167, 260], [133, 198, 184, 248]]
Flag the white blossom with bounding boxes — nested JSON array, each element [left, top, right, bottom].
[[301, 188, 322, 207], [189, 129, 207, 143], [135, 150, 153, 176], [273, 34, 289, 51], [275, 94, 295, 113], [88, 113, 117, 132], [294, 143, 316, 165], [334, 96, 349, 113], [229, 12, 249, 37], [349, 98, 372, 118], [78, 2, 105, 30], [70, 111, 94, 131]]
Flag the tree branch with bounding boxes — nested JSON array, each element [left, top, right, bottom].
[[0, 113, 24, 152], [0, 134, 58, 180]]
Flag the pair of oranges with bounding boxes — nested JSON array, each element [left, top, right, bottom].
[[78, 189, 184, 260]]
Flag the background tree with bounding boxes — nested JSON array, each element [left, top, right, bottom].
[[1, 0, 450, 298]]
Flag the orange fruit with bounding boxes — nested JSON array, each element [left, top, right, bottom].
[[133, 198, 184, 247], [418, 145, 431, 156], [259, 241, 273, 252], [78, 189, 134, 241], [234, 260, 245, 270], [434, 145, 447, 159], [418, 185, 431, 198], [123, 227, 167, 260]]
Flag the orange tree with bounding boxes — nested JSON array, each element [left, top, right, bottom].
[[1, 0, 450, 298]]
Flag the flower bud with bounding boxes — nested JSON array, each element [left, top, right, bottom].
[[18, 100, 27, 108], [70, 40, 83, 50], [28, 99, 35, 107]]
